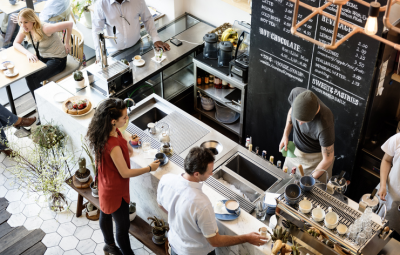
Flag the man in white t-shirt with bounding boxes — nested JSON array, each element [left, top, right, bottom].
[[157, 147, 267, 255], [377, 133, 400, 237]]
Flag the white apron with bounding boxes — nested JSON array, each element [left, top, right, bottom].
[[376, 157, 400, 232]]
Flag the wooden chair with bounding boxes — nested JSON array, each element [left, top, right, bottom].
[[44, 28, 84, 84]]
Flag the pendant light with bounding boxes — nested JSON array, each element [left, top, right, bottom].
[[289, 0, 400, 51], [365, 1, 381, 35]]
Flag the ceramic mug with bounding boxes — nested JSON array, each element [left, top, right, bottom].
[[161, 144, 171, 154], [312, 206, 325, 222], [133, 55, 142, 63], [148, 123, 156, 134], [225, 199, 240, 214], [299, 197, 312, 214], [325, 207, 339, 229]]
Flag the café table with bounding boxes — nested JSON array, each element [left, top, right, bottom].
[[0, 0, 26, 14], [0, 47, 46, 114]]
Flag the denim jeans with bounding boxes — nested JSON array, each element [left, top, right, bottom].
[[25, 57, 67, 101], [0, 14, 19, 48], [99, 199, 134, 255], [0, 104, 18, 150], [171, 247, 216, 255]]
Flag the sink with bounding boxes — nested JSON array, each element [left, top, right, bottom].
[[130, 107, 168, 130], [213, 169, 261, 202], [225, 154, 278, 191]]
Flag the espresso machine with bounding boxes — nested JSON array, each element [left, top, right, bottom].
[[86, 27, 130, 97]]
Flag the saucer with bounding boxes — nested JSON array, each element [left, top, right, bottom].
[[4, 68, 18, 77], [154, 156, 169, 166], [53, 92, 70, 103], [133, 59, 145, 67], [129, 140, 142, 148], [151, 55, 166, 63], [215, 200, 241, 221]]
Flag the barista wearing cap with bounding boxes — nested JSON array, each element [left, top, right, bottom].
[[279, 87, 335, 181], [92, 0, 170, 63]]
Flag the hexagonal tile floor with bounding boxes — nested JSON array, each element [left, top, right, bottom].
[[0, 137, 157, 255]]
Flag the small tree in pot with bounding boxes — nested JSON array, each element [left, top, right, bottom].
[[75, 157, 91, 183], [148, 216, 169, 244], [73, 70, 85, 88], [81, 137, 98, 197]]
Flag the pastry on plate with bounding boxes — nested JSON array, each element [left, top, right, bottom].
[[63, 98, 92, 115]]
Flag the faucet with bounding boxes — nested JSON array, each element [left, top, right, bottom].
[[124, 98, 136, 114], [98, 26, 118, 68]]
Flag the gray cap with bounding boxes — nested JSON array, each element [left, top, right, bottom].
[[292, 90, 319, 122]]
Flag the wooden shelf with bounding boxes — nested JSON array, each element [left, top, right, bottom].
[[361, 166, 380, 178], [196, 107, 240, 135], [220, 0, 251, 14], [391, 73, 400, 83]]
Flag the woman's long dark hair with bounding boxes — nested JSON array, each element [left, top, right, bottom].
[[86, 98, 126, 165]]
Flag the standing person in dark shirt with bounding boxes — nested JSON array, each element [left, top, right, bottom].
[[279, 87, 335, 181]]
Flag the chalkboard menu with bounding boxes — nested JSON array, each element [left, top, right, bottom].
[[246, 0, 386, 178]]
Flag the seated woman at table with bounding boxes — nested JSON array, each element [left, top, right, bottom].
[[13, 8, 72, 102]]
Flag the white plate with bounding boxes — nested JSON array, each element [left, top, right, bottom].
[[68, 106, 94, 117], [53, 92, 70, 103], [4, 68, 19, 77], [133, 59, 145, 67]]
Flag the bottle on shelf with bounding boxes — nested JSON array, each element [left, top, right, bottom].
[[262, 150, 267, 159], [214, 76, 221, 89], [248, 144, 253, 152], [269, 156, 274, 165], [222, 80, 228, 89], [245, 135, 250, 148], [283, 166, 288, 173], [197, 70, 202, 86], [209, 74, 214, 85], [277, 160, 282, 169], [255, 146, 259, 155], [204, 72, 209, 85]]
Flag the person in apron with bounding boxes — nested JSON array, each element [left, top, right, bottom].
[[376, 133, 400, 238]]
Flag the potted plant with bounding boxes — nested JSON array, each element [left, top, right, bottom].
[[74, 157, 91, 183], [4, 120, 77, 212], [81, 136, 98, 197], [129, 202, 136, 221], [73, 70, 85, 88], [72, 0, 96, 28], [148, 216, 169, 244], [85, 202, 99, 221]]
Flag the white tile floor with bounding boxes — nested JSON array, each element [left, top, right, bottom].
[[0, 128, 156, 255]]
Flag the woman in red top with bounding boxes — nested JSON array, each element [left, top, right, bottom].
[[86, 98, 160, 255]]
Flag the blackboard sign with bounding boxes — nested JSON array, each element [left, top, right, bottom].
[[246, 0, 386, 179]]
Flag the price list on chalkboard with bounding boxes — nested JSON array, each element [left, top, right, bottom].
[[247, 0, 386, 176]]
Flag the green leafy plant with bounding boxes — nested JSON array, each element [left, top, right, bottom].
[[291, 236, 303, 255], [72, 0, 96, 20], [73, 70, 84, 81], [2, 120, 79, 212], [121, 59, 129, 66], [147, 216, 169, 236]]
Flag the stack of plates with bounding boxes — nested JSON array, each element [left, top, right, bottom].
[[264, 193, 280, 215]]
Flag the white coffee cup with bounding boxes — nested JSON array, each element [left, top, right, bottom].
[[7, 64, 14, 74], [312, 206, 325, 222], [299, 197, 312, 214], [337, 224, 348, 235], [133, 55, 142, 63], [325, 207, 339, 229]]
